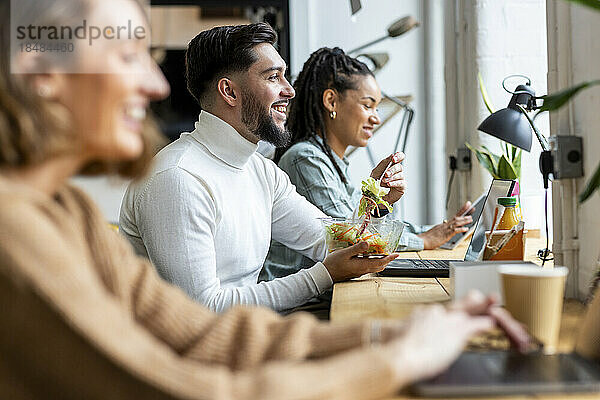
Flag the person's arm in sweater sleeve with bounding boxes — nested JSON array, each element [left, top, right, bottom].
[[110, 231, 371, 365], [0, 196, 527, 400], [0, 198, 402, 400], [132, 167, 333, 313]]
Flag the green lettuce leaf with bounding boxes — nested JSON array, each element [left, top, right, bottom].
[[359, 177, 393, 216]]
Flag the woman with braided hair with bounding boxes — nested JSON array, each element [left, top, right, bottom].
[[262, 47, 473, 285]]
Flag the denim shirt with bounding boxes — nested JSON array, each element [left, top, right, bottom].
[[260, 136, 428, 282]]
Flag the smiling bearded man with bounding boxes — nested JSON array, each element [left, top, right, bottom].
[[241, 86, 291, 148], [119, 23, 399, 314]]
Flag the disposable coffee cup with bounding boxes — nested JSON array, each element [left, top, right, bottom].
[[498, 265, 568, 354]]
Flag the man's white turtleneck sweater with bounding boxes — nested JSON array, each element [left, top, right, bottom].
[[119, 111, 332, 312]]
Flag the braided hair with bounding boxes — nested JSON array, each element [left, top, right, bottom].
[[276, 47, 373, 184]]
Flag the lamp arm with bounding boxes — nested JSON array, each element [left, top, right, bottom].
[[348, 35, 388, 54], [516, 104, 549, 151], [382, 91, 413, 111], [400, 107, 415, 153], [383, 92, 414, 153]]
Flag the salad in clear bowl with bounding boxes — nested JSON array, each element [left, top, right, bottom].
[[321, 217, 404, 257]]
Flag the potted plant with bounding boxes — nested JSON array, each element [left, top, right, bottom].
[[467, 73, 523, 183]]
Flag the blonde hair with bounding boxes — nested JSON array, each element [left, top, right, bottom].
[[0, 0, 165, 179]]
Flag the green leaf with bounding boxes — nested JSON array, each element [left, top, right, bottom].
[[563, 0, 600, 12], [466, 142, 499, 178], [511, 145, 518, 161], [512, 149, 522, 179], [478, 72, 495, 114], [478, 152, 499, 178], [497, 154, 518, 180], [539, 80, 600, 112], [480, 145, 500, 168], [579, 161, 600, 203]]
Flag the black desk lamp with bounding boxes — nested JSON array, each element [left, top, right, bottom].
[[477, 75, 555, 265], [477, 75, 553, 189]]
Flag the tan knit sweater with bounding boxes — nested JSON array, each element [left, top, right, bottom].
[[0, 177, 400, 400]]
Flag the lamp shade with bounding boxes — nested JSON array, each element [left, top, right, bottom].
[[387, 16, 419, 37], [356, 53, 389, 73], [477, 83, 538, 152], [477, 108, 532, 152]]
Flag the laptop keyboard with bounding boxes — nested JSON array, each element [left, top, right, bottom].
[[407, 259, 451, 269], [382, 259, 458, 277]]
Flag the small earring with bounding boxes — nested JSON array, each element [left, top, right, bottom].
[[329, 111, 337, 120], [37, 84, 53, 98]]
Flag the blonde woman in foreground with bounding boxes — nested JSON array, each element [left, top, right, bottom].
[[0, 0, 529, 398]]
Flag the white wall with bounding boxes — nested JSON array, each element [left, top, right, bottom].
[[446, 0, 550, 232], [290, 0, 432, 224], [547, 0, 600, 299], [570, 4, 600, 299]]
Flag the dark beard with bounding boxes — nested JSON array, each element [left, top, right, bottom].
[[241, 89, 291, 148]]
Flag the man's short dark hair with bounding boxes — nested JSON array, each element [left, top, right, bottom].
[[185, 23, 277, 109]]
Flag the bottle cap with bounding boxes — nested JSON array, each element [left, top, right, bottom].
[[497, 196, 517, 206]]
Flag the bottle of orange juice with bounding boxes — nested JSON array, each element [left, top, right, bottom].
[[495, 197, 520, 230], [488, 196, 524, 260]]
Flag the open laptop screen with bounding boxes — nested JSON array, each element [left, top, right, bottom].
[[464, 179, 516, 261]]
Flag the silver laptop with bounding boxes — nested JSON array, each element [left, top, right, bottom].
[[412, 307, 600, 397], [379, 179, 516, 278]]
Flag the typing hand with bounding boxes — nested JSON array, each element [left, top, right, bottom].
[[383, 301, 495, 385], [448, 290, 532, 353], [380, 291, 531, 386], [418, 201, 473, 249]]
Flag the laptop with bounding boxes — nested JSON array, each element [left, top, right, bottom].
[[379, 179, 516, 278], [412, 350, 600, 397], [411, 305, 600, 397]]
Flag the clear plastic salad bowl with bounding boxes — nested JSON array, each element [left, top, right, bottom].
[[320, 218, 404, 257]]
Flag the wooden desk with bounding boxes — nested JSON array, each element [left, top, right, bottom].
[[331, 235, 554, 322], [330, 235, 596, 400]]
